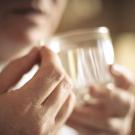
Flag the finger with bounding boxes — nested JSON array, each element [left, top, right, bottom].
[[67, 118, 118, 135], [55, 91, 76, 124], [85, 85, 112, 116], [75, 105, 110, 120], [109, 86, 134, 117], [89, 85, 110, 99], [99, 84, 133, 118], [67, 119, 85, 134], [67, 119, 100, 135], [0, 47, 39, 94], [53, 93, 75, 135], [69, 106, 111, 131], [91, 84, 133, 118], [109, 64, 135, 90], [42, 78, 72, 118], [20, 47, 65, 104]]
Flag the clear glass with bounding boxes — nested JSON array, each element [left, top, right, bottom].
[[45, 27, 114, 104]]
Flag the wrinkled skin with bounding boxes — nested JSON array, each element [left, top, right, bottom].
[[0, 0, 76, 135], [0, 47, 75, 135]]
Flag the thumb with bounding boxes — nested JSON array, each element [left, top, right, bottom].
[[109, 64, 135, 90]]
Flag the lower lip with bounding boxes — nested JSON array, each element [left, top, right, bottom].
[[8, 11, 45, 23], [13, 11, 42, 17]]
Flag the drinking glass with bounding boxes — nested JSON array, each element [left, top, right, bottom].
[[45, 27, 114, 104]]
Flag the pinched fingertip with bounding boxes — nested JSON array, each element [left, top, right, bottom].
[[89, 84, 109, 98], [40, 46, 62, 65]]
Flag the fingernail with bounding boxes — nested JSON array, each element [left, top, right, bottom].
[[89, 85, 99, 94], [110, 64, 122, 76]]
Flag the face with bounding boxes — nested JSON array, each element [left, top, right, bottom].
[[0, 0, 67, 61]]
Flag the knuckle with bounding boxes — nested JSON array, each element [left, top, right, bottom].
[[71, 91, 76, 100], [52, 79, 73, 103], [61, 73, 73, 89], [45, 64, 64, 82], [61, 78, 73, 91], [48, 80, 71, 102], [69, 91, 76, 105]]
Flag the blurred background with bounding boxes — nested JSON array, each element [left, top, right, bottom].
[[56, 0, 135, 73]]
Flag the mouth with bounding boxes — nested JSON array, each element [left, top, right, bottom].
[[6, 3, 46, 17], [11, 8, 44, 16]]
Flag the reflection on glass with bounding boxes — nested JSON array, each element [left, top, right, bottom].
[[46, 27, 114, 104]]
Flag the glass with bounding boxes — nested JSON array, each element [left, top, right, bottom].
[[45, 27, 114, 104]]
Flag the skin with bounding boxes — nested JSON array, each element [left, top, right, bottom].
[[0, 47, 75, 135], [0, 0, 135, 135], [67, 65, 135, 135], [0, 0, 76, 135], [0, 0, 67, 62]]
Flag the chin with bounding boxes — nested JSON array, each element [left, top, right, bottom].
[[0, 28, 47, 62], [3, 26, 53, 48], [11, 29, 45, 46], [0, 17, 55, 47]]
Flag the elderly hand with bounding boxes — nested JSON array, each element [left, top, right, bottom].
[[0, 47, 75, 135], [67, 65, 135, 135]]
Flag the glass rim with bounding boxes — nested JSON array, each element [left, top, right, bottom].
[[39, 26, 110, 46], [52, 26, 109, 39]]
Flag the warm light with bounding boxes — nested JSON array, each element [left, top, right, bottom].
[[47, 39, 61, 53], [98, 27, 109, 33], [39, 39, 61, 53], [102, 40, 114, 64]]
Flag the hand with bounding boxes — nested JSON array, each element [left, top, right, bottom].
[[67, 65, 135, 135], [0, 47, 75, 135]]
